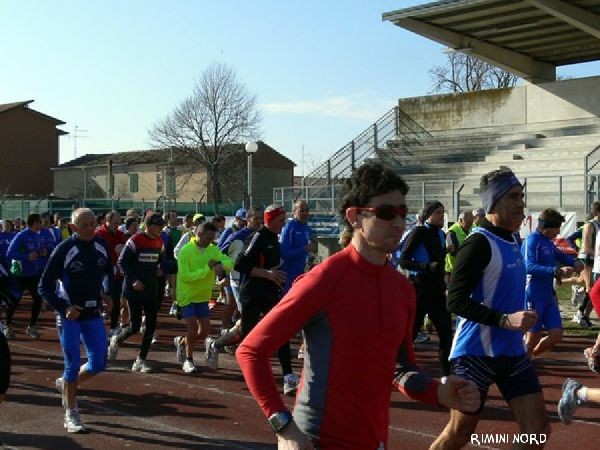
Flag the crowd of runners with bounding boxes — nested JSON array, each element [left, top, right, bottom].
[[0, 164, 599, 448]]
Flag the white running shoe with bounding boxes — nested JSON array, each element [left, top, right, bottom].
[[131, 357, 153, 373], [3, 325, 15, 340], [108, 335, 119, 360], [572, 312, 593, 328], [169, 303, 178, 316], [558, 378, 584, 425], [64, 409, 86, 433], [174, 336, 186, 363], [151, 330, 159, 344], [183, 359, 197, 374], [283, 373, 300, 395], [55, 377, 66, 409], [205, 337, 219, 370], [26, 325, 40, 338]]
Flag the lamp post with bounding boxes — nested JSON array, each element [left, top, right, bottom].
[[245, 141, 258, 207]]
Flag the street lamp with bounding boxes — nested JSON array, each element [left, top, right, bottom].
[[245, 141, 258, 207]]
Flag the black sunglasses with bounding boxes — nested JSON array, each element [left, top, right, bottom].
[[348, 204, 408, 221]]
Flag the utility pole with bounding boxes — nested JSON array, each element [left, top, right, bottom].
[[72, 125, 89, 159]]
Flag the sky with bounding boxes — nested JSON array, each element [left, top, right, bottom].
[[2, 1, 600, 177]]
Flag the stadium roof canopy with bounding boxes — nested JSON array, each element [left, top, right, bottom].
[[383, 0, 600, 82]]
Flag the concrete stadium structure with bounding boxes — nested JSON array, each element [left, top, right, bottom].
[[282, 0, 600, 225]]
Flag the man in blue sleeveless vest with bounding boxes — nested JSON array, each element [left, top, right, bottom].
[[431, 168, 548, 449]]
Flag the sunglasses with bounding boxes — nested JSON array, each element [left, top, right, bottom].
[[348, 204, 408, 221]]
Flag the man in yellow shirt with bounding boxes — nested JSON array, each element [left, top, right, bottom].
[[174, 222, 233, 373]]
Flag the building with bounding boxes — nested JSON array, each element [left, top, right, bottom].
[[52, 141, 294, 207], [0, 100, 67, 196]]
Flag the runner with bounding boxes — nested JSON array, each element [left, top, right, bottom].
[[237, 163, 478, 449], [431, 168, 547, 449], [522, 209, 583, 357], [216, 208, 247, 248], [162, 209, 181, 304], [399, 200, 452, 378], [38, 208, 113, 433], [206, 207, 263, 358], [280, 200, 316, 293], [5, 214, 45, 339], [228, 205, 301, 394], [445, 210, 474, 279], [173, 221, 232, 373], [108, 213, 164, 373], [573, 202, 600, 328], [95, 211, 127, 337]]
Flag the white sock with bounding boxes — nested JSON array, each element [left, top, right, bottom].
[[577, 387, 588, 402]]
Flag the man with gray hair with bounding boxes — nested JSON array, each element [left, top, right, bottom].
[[432, 168, 546, 449], [39, 208, 114, 433], [471, 208, 485, 227]]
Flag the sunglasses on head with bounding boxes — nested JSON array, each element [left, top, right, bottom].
[[348, 204, 408, 221]]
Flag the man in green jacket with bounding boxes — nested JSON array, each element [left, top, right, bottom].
[[445, 211, 474, 278], [173, 222, 233, 373]]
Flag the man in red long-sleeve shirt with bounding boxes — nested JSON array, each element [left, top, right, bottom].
[[237, 163, 479, 450]]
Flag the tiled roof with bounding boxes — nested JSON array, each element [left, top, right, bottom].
[[56, 141, 296, 170]]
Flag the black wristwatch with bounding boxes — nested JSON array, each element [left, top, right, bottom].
[[268, 411, 293, 433]]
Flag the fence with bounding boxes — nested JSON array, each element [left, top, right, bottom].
[[0, 198, 246, 220], [276, 173, 600, 225]]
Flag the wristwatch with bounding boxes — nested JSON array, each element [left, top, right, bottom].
[[267, 411, 293, 433]]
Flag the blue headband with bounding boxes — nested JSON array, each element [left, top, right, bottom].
[[481, 172, 521, 214]]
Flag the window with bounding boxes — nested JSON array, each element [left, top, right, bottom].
[[166, 173, 176, 196], [129, 173, 139, 193], [156, 172, 163, 193]]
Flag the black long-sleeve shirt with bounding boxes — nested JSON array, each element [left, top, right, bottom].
[[235, 226, 281, 306], [399, 224, 446, 291], [446, 218, 513, 326], [118, 233, 164, 300]]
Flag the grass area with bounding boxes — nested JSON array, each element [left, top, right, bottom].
[[556, 283, 598, 338]]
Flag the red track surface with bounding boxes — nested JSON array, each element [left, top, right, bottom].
[[1, 300, 600, 449]]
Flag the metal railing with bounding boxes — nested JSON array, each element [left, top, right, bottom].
[[303, 106, 432, 187], [585, 143, 600, 213], [276, 173, 600, 223]]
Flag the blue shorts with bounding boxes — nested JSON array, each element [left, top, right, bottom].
[[450, 354, 541, 414], [60, 316, 107, 382], [181, 302, 210, 319], [531, 298, 562, 333]]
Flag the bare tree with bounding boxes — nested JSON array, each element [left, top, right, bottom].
[[430, 51, 519, 93], [150, 63, 261, 206]]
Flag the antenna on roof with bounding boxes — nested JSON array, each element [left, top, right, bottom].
[[72, 125, 89, 159]]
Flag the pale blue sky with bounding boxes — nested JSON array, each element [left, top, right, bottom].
[[2, 1, 599, 175]]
